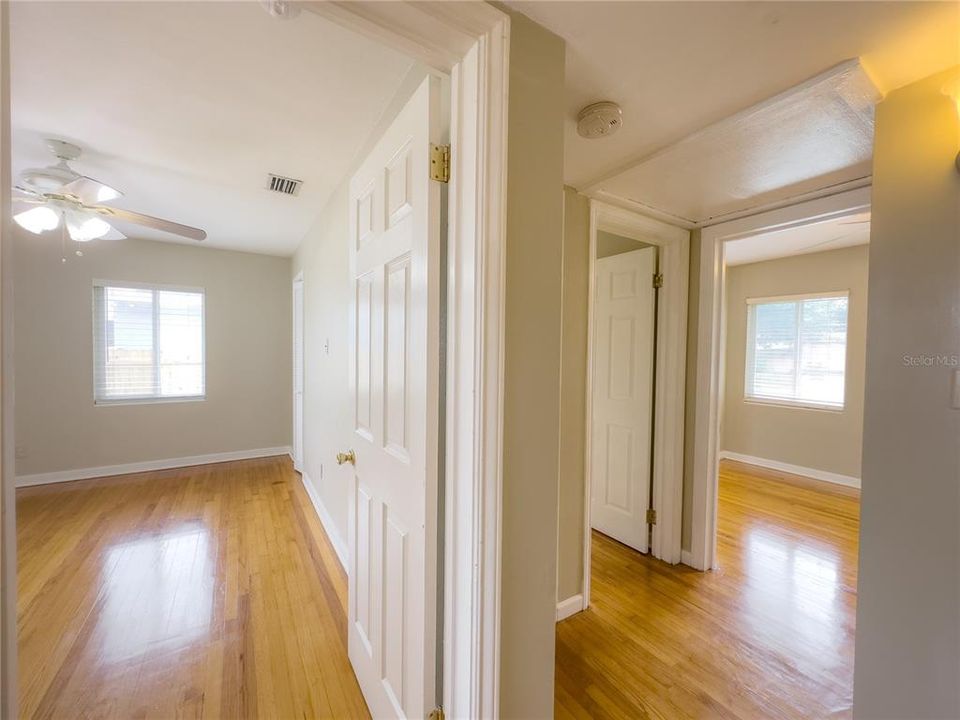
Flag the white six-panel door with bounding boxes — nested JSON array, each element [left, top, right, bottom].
[[591, 247, 657, 553], [347, 76, 441, 719]]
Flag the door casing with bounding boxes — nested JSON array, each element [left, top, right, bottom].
[[690, 186, 871, 572]]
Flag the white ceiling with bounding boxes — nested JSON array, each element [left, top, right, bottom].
[[724, 212, 870, 266], [11, 2, 416, 255], [508, 1, 960, 223]]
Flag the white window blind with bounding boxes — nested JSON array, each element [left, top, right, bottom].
[[745, 292, 849, 409], [93, 282, 205, 403]]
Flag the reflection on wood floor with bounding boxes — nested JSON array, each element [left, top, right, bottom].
[[556, 459, 860, 720], [17, 456, 370, 720]]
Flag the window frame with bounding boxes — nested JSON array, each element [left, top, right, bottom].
[[92, 279, 207, 406], [743, 290, 850, 412]]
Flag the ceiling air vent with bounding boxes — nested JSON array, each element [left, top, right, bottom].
[[267, 173, 303, 197]]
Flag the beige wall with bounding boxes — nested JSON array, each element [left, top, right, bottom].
[[557, 187, 589, 603], [290, 180, 353, 547], [721, 245, 868, 480], [14, 233, 291, 477], [499, 11, 565, 718], [853, 66, 960, 719]]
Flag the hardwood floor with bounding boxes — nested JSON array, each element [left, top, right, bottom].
[[556, 459, 860, 720], [17, 456, 370, 720]]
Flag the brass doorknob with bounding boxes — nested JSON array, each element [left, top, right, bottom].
[[336, 450, 356, 466]]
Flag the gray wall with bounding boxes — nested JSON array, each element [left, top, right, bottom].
[[853, 65, 960, 719], [722, 245, 868, 480], [14, 232, 292, 477], [499, 11, 565, 718], [557, 187, 589, 603]]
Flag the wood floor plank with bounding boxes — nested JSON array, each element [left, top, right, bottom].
[[556, 459, 859, 720], [17, 456, 370, 720]]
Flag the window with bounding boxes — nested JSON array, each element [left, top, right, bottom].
[[744, 292, 849, 409], [93, 282, 205, 404]]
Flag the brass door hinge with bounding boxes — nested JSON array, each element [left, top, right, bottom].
[[646, 508, 657, 525], [427, 707, 445, 720], [430, 144, 450, 183], [652, 273, 664, 289]]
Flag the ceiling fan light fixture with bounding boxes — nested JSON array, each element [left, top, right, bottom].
[[14, 206, 60, 234], [66, 212, 111, 242], [94, 184, 121, 203]]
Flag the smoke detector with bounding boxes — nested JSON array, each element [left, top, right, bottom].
[[577, 101, 623, 139]]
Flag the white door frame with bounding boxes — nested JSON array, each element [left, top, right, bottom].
[[292, 271, 304, 473], [689, 185, 871, 571], [305, 4, 509, 718], [0, 3, 510, 718], [0, 3, 13, 716], [582, 200, 689, 609]]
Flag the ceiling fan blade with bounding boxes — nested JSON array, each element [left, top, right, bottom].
[[62, 175, 123, 204], [91, 206, 206, 242], [14, 185, 44, 201], [99, 225, 127, 241]]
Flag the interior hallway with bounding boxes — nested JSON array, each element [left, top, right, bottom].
[[556, 460, 859, 720], [17, 456, 369, 720]]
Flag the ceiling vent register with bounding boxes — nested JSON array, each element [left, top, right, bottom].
[[267, 174, 302, 196]]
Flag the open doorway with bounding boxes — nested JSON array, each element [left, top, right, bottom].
[[573, 201, 689, 615], [556, 191, 868, 719]]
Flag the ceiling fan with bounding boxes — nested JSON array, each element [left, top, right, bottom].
[[13, 139, 207, 243]]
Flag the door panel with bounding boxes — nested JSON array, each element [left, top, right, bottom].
[[348, 76, 441, 720], [591, 247, 657, 552]]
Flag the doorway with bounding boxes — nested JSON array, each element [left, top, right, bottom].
[[690, 186, 871, 571], [579, 200, 689, 610]]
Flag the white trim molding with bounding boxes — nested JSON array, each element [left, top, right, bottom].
[[690, 186, 871, 571], [556, 594, 584, 622], [15, 446, 292, 488], [719, 451, 861, 489], [582, 200, 689, 607], [300, 472, 348, 570], [443, 20, 509, 720]]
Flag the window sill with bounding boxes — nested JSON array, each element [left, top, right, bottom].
[[95, 395, 206, 407], [743, 396, 844, 413]]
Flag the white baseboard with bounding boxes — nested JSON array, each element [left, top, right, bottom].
[[300, 472, 348, 572], [556, 593, 584, 622], [719, 450, 861, 489], [16, 446, 293, 488]]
